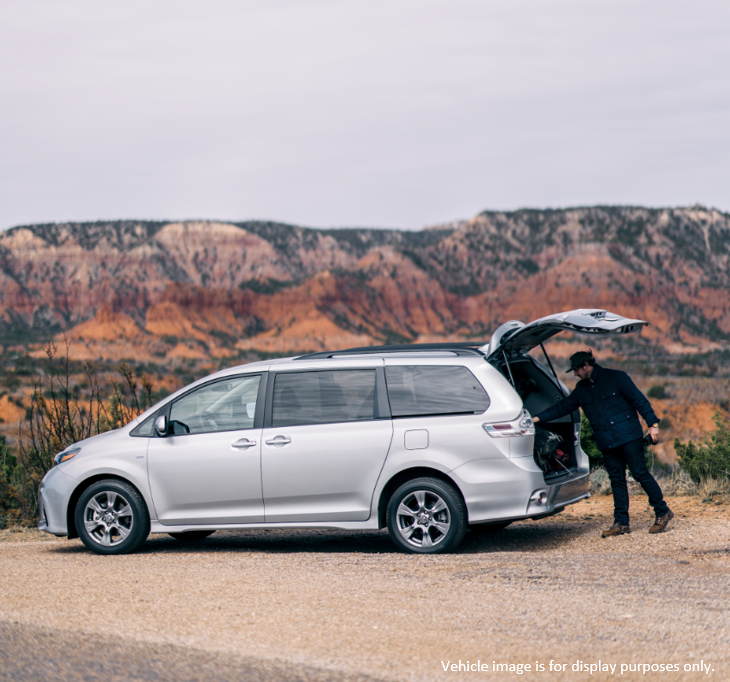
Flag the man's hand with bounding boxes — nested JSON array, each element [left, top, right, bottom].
[[532, 416, 540, 424], [648, 424, 659, 444]]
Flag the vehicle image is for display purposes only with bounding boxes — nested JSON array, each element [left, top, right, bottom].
[[38, 309, 647, 555]]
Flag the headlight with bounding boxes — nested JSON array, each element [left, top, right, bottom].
[[54, 447, 81, 466]]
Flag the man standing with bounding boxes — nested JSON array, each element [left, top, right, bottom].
[[532, 350, 673, 537]]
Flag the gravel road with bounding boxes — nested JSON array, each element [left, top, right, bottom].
[[1, 496, 728, 682], [0, 621, 382, 682]]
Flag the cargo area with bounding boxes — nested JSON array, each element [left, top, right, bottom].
[[496, 356, 580, 478]]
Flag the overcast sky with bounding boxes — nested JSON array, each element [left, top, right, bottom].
[[1, 0, 728, 231]]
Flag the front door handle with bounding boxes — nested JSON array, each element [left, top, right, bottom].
[[231, 438, 257, 449], [265, 435, 291, 446]]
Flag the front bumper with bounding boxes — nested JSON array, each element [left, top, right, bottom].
[[37, 466, 77, 537]]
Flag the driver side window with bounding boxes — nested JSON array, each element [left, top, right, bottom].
[[169, 375, 261, 435]]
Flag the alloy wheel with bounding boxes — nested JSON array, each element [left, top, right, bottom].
[[395, 489, 451, 549], [82, 489, 135, 547]]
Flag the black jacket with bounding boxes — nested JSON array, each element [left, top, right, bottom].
[[534, 364, 659, 451]]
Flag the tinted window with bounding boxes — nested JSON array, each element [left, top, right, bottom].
[[272, 370, 376, 427], [385, 365, 490, 417], [169, 375, 261, 435]]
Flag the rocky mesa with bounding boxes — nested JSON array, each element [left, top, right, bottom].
[[2, 205, 730, 361]]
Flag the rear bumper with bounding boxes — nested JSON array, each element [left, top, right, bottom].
[[450, 456, 590, 524]]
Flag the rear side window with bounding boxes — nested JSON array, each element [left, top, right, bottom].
[[385, 365, 490, 417], [272, 370, 376, 427]]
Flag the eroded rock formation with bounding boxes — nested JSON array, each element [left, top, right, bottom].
[[2, 206, 729, 359]]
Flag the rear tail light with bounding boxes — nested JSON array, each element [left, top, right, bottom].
[[482, 409, 536, 438]]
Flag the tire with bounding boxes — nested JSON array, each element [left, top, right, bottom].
[[168, 531, 215, 542], [75, 479, 150, 555], [469, 521, 512, 534], [386, 477, 467, 554]]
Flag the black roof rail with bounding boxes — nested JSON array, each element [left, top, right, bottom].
[[293, 342, 486, 361]]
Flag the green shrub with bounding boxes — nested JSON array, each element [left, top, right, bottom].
[[647, 383, 671, 399], [674, 411, 730, 483], [0, 435, 22, 528], [580, 413, 603, 469]]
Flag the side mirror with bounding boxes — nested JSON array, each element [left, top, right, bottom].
[[155, 415, 167, 437]]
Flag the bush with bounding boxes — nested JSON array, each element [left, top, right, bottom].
[[580, 413, 603, 469], [0, 435, 22, 528], [7, 341, 158, 524], [589, 467, 611, 495], [647, 383, 671, 399], [674, 411, 730, 483]]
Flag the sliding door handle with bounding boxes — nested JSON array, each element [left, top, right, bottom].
[[265, 435, 291, 446]]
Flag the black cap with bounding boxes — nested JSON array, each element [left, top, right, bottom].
[[566, 350, 594, 373]]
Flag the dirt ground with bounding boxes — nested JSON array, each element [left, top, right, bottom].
[[1, 496, 729, 682]]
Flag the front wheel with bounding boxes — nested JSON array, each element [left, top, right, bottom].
[[386, 477, 467, 554], [75, 479, 150, 555]]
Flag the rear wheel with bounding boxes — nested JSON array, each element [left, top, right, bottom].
[[386, 477, 467, 554], [469, 521, 512, 533], [168, 531, 215, 542], [75, 479, 150, 555]]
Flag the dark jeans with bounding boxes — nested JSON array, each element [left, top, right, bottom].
[[602, 438, 669, 526]]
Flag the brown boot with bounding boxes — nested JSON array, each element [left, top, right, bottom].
[[601, 523, 631, 538], [649, 510, 674, 534]]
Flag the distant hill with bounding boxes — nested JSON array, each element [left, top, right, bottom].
[[2, 206, 729, 362]]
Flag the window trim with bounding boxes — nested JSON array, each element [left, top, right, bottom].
[[264, 367, 390, 429]]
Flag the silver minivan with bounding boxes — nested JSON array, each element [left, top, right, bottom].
[[38, 309, 646, 554]]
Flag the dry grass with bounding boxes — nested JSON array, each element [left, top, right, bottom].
[[590, 466, 730, 505], [653, 469, 700, 496], [693, 475, 730, 503]]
